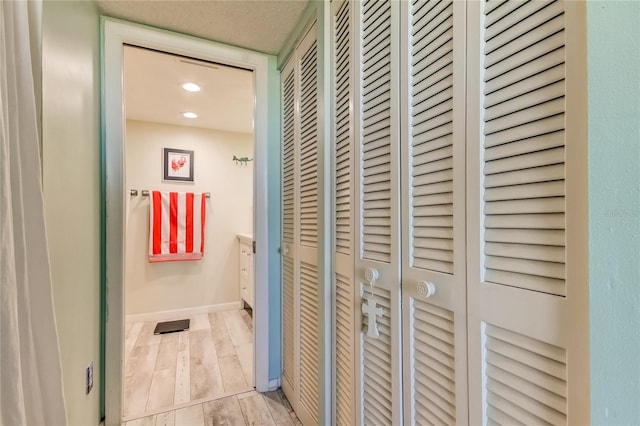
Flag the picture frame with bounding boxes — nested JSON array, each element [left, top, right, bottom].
[[163, 148, 194, 182]]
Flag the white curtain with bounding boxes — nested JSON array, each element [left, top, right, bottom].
[[0, 1, 67, 425]]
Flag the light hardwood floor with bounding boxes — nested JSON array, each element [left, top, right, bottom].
[[123, 389, 301, 426], [124, 309, 281, 423]]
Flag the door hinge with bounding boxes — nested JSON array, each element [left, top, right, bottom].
[[253, 240, 256, 254]]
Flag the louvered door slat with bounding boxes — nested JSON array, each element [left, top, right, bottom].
[[413, 153, 453, 176], [485, 131, 563, 159], [412, 1, 450, 35], [484, 324, 567, 425], [484, 115, 564, 149], [485, 80, 564, 122], [413, 74, 453, 109], [485, 47, 565, 97], [486, 352, 567, 397], [411, 1, 439, 27], [414, 236, 453, 250], [415, 392, 454, 426], [483, 0, 566, 296], [413, 66, 452, 110], [486, 242, 565, 263], [413, 98, 453, 127], [486, 0, 557, 37], [487, 365, 566, 413], [411, 299, 456, 425], [361, 283, 394, 424], [484, 197, 564, 217], [414, 203, 453, 218], [484, 213, 564, 230], [332, 2, 356, 425], [335, 272, 354, 424], [299, 260, 319, 423], [299, 40, 318, 249], [409, 0, 454, 274], [485, 64, 564, 108], [486, 3, 563, 58], [412, 114, 453, 143], [485, 227, 564, 245], [282, 255, 295, 388], [485, 32, 564, 83], [361, 0, 393, 265], [414, 361, 455, 397], [485, 164, 564, 189], [484, 98, 564, 136], [281, 51, 296, 404], [413, 170, 454, 191], [362, 91, 391, 120], [363, 20, 390, 54], [485, 147, 564, 174], [413, 27, 453, 68], [414, 330, 454, 366], [282, 70, 295, 245]]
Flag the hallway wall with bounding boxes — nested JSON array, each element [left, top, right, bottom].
[[125, 120, 253, 316], [588, 2, 640, 424], [42, 1, 101, 424]]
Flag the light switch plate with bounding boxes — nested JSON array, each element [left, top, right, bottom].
[[86, 361, 94, 394]]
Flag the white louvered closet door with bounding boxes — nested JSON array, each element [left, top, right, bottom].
[[281, 23, 320, 426], [281, 57, 297, 409], [331, 1, 356, 426], [400, 1, 468, 424], [354, 1, 402, 425], [466, 1, 588, 424]]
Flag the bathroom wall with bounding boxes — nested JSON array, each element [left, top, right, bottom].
[[125, 119, 253, 316]]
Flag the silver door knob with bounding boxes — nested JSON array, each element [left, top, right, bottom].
[[417, 281, 436, 298]]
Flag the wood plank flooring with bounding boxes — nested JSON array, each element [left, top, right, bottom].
[[124, 309, 265, 422], [123, 389, 301, 426]]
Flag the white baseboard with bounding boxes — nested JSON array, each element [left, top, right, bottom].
[[268, 377, 281, 391], [125, 301, 243, 324]]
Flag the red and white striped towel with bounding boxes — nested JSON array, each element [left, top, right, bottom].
[[149, 191, 206, 262]]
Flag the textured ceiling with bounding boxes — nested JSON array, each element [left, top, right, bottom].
[[97, 0, 308, 55], [124, 45, 255, 133]]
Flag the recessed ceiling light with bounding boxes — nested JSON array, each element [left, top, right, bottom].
[[182, 82, 201, 92], [183, 112, 198, 119]]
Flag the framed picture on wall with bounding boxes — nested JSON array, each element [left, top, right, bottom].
[[163, 148, 194, 182]]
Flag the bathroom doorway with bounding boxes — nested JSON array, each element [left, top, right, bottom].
[[103, 19, 274, 426], [120, 45, 256, 421]]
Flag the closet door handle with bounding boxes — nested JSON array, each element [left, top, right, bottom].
[[417, 281, 436, 298], [364, 267, 379, 285]]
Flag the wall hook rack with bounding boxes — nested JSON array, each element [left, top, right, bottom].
[[233, 155, 253, 165]]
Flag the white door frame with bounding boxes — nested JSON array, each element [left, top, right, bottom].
[[102, 17, 272, 425]]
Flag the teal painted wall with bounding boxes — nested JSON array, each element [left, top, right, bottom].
[[267, 55, 283, 380], [588, 2, 640, 424]]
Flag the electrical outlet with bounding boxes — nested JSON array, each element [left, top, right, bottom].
[[86, 362, 94, 395]]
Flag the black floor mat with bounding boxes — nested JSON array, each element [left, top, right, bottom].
[[153, 319, 190, 335]]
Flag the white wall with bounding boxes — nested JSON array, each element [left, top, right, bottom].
[[42, 1, 101, 424], [125, 120, 253, 315]]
